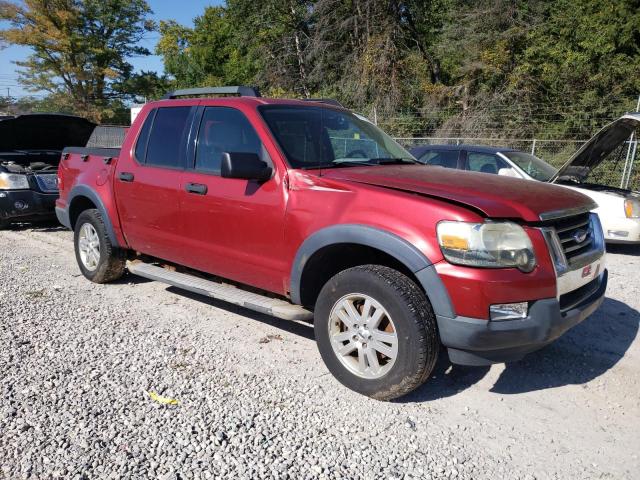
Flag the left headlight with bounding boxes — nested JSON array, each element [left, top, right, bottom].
[[437, 221, 536, 272], [0, 172, 29, 190], [624, 198, 640, 218]]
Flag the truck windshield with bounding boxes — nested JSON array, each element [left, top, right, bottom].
[[259, 105, 416, 169], [502, 151, 558, 182]]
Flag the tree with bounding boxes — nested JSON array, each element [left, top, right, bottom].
[[0, 0, 155, 121]]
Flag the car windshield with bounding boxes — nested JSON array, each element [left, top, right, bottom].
[[259, 105, 416, 169], [502, 151, 558, 182]]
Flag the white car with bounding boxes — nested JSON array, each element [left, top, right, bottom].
[[411, 113, 640, 244]]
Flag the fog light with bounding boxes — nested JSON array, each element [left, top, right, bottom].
[[490, 302, 528, 321], [14, 200, 28, 210]]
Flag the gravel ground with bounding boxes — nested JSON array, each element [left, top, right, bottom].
[[1, 223, 639, 480]]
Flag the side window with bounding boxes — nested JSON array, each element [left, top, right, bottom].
[[195, 107, 263, 174], [134, 109, 155, 163], [466, 152, 503, 175], [419, 150, 459, 169], [146, 107, 192, 169]]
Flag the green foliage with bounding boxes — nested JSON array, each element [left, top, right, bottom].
[[0, 0, 154, 121]]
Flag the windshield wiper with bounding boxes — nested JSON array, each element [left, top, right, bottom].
[[368, 157, 418, 165]]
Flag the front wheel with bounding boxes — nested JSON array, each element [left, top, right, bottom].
[[74, 209, 126, 283], [314, 265, 439, 400]]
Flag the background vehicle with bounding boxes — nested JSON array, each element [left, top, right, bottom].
[[56, 86, 606, 400], [0, 114, 95, 228], [411, 113, 640, 244]]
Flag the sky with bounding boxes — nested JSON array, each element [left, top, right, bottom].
[[0, 0, 223, 98]]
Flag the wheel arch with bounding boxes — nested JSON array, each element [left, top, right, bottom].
[[290, 225, 455, 318], [68, 185, 120, 247]]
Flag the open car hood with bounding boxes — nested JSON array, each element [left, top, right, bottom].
[[0, 114, 96, 154], [550, 112, 640, 183]]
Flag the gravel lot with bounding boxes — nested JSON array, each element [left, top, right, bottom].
[[1, 223, 639, 480]]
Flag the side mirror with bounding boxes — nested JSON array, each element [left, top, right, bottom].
[[221, 152, 273, 182], [498, 167, 520, 178]]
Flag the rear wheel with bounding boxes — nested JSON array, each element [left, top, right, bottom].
[[314, 265, 439, 400], [74, 209, 126, 283]]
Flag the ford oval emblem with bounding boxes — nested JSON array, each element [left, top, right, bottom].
[[573, 229, 588, 243]]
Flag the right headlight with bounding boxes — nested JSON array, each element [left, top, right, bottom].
[[624, 198, 640, 218], [437, 221, 536, 272], [0, 172, 29, 190]]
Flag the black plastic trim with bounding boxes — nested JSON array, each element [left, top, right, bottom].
[[66, 185, 120, 247], [289, 224, 455, 318], [439, 270, 607, 365]]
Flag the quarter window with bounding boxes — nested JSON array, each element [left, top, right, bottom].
[[146, 107, 192, 169], [195, 107, 263, 174]]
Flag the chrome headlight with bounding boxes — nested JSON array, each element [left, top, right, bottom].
[[624, 198, 640, 218], [0, 172, 29, 190], [437, 221, 536, 272]]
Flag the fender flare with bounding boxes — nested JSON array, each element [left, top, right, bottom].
[[66, 185, 120, 247], [289, 224, 455, 318]]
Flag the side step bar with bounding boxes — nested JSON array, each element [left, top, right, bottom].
[[127, 261, 314, 322]]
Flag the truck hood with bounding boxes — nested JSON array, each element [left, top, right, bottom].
[[551, 112, 640, 183], [321, 165, 596, 222]]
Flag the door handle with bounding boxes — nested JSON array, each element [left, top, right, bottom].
[[185, 182, 208, 195], [118, 172, 134, 182]]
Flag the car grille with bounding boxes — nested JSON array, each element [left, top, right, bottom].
[[548, 212, 594, 264], [558, 273, 603, 312], [34, 173, 59, 193]]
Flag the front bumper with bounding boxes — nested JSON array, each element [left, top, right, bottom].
[[438, 269, 608, 366], [0, 189, 58, 223], [602, 216, 640, 244]]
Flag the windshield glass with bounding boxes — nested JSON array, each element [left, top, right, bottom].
[[259, 105, 415, 169], [502, 151, 558, 182]]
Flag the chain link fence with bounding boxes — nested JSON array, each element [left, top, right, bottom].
[[395, 137, 639, 191]]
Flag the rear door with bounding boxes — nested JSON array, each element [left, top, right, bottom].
[[114, 105, 197, 263], [177, 105, 289, 293]]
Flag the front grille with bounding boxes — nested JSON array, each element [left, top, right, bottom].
[[548, 212, 593, 263]]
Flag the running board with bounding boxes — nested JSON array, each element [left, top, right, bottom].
[[127, 261, 313, 322]]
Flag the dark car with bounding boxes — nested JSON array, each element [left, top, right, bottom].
[[0, 114, 95, 228]]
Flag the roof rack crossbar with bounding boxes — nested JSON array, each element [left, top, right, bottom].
[[163, 86, 261, 100], [300, 98, 344, 108]]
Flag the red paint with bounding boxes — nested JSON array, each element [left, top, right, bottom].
[[58, 96, 595, 319]]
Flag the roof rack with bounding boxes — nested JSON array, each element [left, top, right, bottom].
[[163, 86, 261, 100], [301, 98, 344, 108]]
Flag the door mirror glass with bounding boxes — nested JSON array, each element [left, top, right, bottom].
[[221, 152, 273, 182]]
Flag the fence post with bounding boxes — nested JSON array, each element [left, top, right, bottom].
[[625, 140, 638, 189], [531, 139, 537, 156], [621, 94, 640, 188]]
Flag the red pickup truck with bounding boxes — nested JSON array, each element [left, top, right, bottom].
[[56, 87, 607, 400]]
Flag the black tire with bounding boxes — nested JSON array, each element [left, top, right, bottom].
[[314, 265, 439, 401], [0, 218, 7, 230], [74, 209, 126, 283]]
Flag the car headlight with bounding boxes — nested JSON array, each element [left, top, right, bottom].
[[437, 221, 536, 272], [624, 198, 640, 218], [0, 172, 29, 190]]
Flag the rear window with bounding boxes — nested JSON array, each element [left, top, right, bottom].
[[145, 107, 192, 169]]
